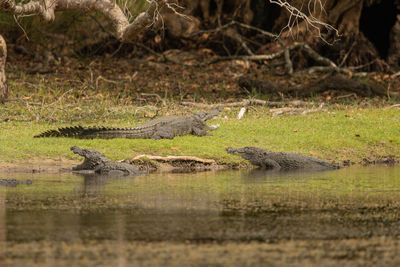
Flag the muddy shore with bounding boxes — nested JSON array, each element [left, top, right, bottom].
[[0, 154, 398, 174]]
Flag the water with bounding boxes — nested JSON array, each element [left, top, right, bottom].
[[1, 165, 400, 265]]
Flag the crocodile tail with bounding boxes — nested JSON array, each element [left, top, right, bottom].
[[34, 126, 90, 138], [34, 129, 61, 138], [34, 126, 133, 138]]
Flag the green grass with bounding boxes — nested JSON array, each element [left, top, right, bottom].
[[1, 105, 399, 164]]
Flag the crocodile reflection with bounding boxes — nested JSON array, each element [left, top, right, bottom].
[[74, 172, 137, 196]]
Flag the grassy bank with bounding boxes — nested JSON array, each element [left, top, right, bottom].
[[1, 60, 399, 166], [1, 103, 399, 165]]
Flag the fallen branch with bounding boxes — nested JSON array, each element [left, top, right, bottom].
[[134, 42, 187, 66], [181, 99, 315, 108], [140, 93, 166, 106], [270, 103, 326, 116], [95, 75, 118, 89], [132, 154, 215, 164], [301, 66, 350, 75], [335, 93, 358, 100], [238, 73, 387, 97], [181, 99, 324, 116], [386, 104, 400, 109], [199, 42, 338, 75]]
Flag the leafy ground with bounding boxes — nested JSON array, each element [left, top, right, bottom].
[[0, 54, 399, 168]]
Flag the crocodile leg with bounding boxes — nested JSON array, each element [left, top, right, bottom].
[[151, 127, 175, 139], [260, 159, 281, 170], [192, 127, 211, 136]]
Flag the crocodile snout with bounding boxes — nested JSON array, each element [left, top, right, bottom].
[[226, 147, 240, 154]]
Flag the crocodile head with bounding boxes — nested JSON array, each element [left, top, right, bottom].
[[226, 147, 267, 161], [70, 146, 109, 171], [193, 107, 222, 121]]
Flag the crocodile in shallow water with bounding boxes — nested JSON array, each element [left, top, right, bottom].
[[35, 108, 221, 139], [71, 146, 142, 176], [226, 146, 340, 171]]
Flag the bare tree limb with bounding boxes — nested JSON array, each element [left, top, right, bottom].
[[230, 20, 293, 74], [0, 0, 167, 42], [269, 0, 340, 43]]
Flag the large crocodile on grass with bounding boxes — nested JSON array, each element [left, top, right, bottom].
[[226, 146, 340, 171], [71, 146, 142, 176], [35, 108, 221, 139]]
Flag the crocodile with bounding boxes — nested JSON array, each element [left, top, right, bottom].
[[34, 108, 221, 139], [226, 146, 340, 171], [71, 146, 142, 176]]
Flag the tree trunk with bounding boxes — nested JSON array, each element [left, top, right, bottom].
[[271, 0, 399, 70], [388, 15, 400, 70], [0, 35, 7, 102]]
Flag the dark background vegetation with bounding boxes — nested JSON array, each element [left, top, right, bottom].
[[0, 0, 399, 102], [0, 1, 398, 66]]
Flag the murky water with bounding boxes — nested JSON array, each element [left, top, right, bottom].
[[1, 165, 400, 266]]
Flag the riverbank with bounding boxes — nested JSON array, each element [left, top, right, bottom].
[[0, 104, 399, 174], [1, 58, 399, 172]]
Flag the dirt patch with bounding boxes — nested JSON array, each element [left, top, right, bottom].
[[0, 157, 233, 174]]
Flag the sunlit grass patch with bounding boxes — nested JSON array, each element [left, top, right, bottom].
[[1, 105, 399, 164]]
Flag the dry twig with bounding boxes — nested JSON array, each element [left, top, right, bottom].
[[95, 76, 118, 89], [140, 93, 166, 106]]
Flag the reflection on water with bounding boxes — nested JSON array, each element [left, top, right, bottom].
[[1, 165, 400, 243]]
